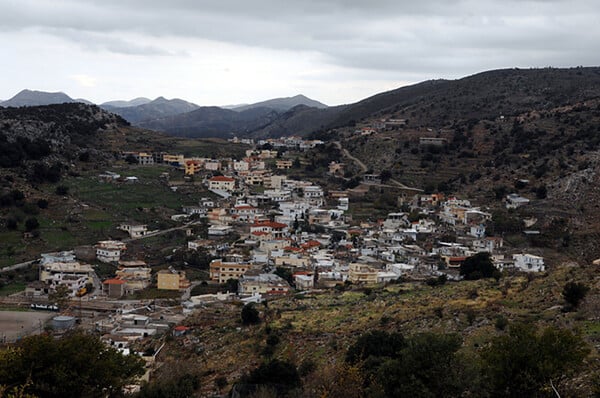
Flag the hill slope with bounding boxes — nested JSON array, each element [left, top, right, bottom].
[[233, 94, 328, 112], [1, 90, 80, 107], [101, 97, 199, 124]]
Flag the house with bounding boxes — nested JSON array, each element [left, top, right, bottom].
[[203, 159, 221, 171], [96, 240, 127, 263], [264, 175, 287, 190], [39, 261, 95, 285], [162, 154, 185, 166], [348, 263, 378, 284], [103, 278, 126, 298], [250, 221, 288, 239], [208, 225, 234, 236], [239, 273, 291, 295], [157, 268, 191, 291], [512, 253, 545, 272], [209, 259, 252, 283], [115, 261, 152, 292], [230, 204, 262, 223], [118, 223, 148, 238], [506, 193, 530, 209], [419, 137, 447, 147], [294, 274, 314, 290], [47, 273, 88, 297], [208, 176, 235, 191], [276, 160, 293, 170], [185, 159, 202, 175]]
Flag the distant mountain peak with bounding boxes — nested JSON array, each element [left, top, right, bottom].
[[1, 89, 78, 107], [232, 94, 328, 112]]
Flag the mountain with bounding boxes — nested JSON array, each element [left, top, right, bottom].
[[138, 106, 280, 138], [101, 97, 200, 124], [232, 94, 328, 112], [1, 89, 80, 107], [100, 97, 152, 108]]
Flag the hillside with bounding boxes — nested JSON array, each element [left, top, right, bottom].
[[101, 97, 200, 124], [137, 106, 280, 138], [100, 97, 152, 108], [1, 89, 81, 107], [233, 94, 328, 112]]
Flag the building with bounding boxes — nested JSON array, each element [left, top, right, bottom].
[[39, 261, 95, 285], [157, 268, 191, 290], [103, 279, 126, 298], [250, 221, 288, 239], [185, 159, 203, 175], [208, 176, 235, 191], [276, 160, 293, 170], [506, 193, 530, 209], [348, 263, 378, 284], [115, 261, 152, 292], [209, 259, 252, 283], [512, 254, 545, 272], [239, 273, 291, 295], [118, 224, 148, 238], [96, 240, 127, 263], [163, 154, 185, 166]]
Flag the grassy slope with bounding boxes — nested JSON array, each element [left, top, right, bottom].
[[155, 263, 600, 396]]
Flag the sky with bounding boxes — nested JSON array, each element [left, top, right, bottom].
[[1, 0, 599, 106]]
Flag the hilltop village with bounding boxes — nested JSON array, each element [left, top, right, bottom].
[[3, 135, 550, 359]]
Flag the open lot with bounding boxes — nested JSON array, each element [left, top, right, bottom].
[[0, 310, 54, 342]]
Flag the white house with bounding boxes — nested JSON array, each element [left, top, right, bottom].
[[118, 224, 147, 238], [512, 253, 545, 272]]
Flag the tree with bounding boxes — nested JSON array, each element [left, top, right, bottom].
[[346, 330, 405, 364], [48, 284, 70, 310], [562, 281, 589, 310], [0, 332, 145, 398], [223, 278, 239, 294], [380, 169, 392, 183], [460, 252, 496, 280], [241, 303, 260, 325], [55, 185, 69, 195], [242, 359, 301, 396], [375, 333, 466, 398], [24, 217, 39, 232], [481, 323, 589, 397], [4, 217, 18, 230], [125, 154, 137, 164], [274, 267, 293, 285]]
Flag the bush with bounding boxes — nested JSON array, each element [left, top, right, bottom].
[[460, 252, 496, 280], [37, 199, 49, 209], [241, 304, 260, 325], [24, 217, 39, 232], [562, 282, 589, 310], [55, 185, 69, 195]]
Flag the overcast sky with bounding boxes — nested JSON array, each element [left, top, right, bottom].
[[1, 0, 599, 106]]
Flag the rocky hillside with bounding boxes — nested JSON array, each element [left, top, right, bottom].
[[0, 103, 128, 168]]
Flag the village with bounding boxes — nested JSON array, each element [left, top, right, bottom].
[[2, 134, 548, 392]]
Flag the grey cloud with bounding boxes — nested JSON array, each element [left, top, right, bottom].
[[1, 0, 599, 75]]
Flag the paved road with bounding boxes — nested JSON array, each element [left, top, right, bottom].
[[333, 141, 368, 172], [123, 220, 202, 243], [0, 260, 36, 274], [334, 140, 423, 192]]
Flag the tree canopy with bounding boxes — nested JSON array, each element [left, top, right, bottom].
[[481, 323, 589, 397], [460, 252, 497, 280], [0, 332, 145, 398]]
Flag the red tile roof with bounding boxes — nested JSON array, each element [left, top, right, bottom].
[[103, 278, 125, 285], [252, 221, 287, 229]]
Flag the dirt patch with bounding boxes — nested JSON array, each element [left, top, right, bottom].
[[0, 310, 54, 342]]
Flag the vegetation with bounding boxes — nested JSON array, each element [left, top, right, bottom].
[[241, 303, 260, 325], [562, 281, 589, 310], [0, 332, 145, 398], [459, 252, 497, 280]]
